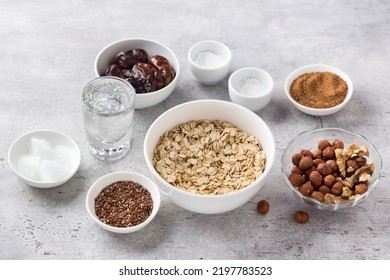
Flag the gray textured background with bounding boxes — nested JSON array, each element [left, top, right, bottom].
[[1, 0, 389, 259]]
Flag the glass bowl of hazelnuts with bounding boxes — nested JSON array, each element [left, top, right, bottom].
[[282, 128, 382, 210]]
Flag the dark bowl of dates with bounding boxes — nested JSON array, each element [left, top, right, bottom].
[[282, 128, 382, 210], [95, 38, 180, 109], [86, 171, 161, 233]]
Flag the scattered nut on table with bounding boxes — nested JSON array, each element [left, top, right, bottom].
[[257, 200, 270, 215], [294, 211, 309, 224]]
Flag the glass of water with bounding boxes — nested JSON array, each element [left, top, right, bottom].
[[81, 76, 136, 161]]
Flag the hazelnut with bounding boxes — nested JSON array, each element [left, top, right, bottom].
[[302, 149, 313, 158], [322, 146, 335, 160], [294, 211, 309, 224], [291, 166, 303, 175], [326, 160, 338, 173], [299, 156, 313, 170], [309, 171, 322, 188], [355, 183, 368, 195], [332, 139, 344, 149], [331, 182, 343, 196], [304, 166, 316, 180], [299, 181, 314, 197], [323, 175, 336, 187], [313, 158, 324, 167], [292, 153, 302, 166], [318, 185, 331, 195], [257, 200, 270, 215], [288, 173, 305, 187], [318, 140, 331, 151], [311, 191, 325, 202], [312, 149, 323, 159], [316, 163, 332, 177]]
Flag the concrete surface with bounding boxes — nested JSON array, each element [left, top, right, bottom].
[[0, 0, 389, 260]]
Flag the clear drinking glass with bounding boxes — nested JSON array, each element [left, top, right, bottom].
[[81, 76, 136, 161]]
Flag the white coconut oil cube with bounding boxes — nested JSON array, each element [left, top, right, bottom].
[[53, 145, 75, 167], [18, 155, 41, 181], [37, 159, 71, 182], [30, 137, 57, 160]]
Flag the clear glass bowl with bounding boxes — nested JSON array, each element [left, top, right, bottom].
[[282, 128, 382, 210]]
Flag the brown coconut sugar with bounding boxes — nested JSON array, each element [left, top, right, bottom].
[[290, 71, 348, 109]]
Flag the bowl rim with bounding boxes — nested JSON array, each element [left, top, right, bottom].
[[282, 127, 383, 208], [94, 37, 180, 98], [284, 64, 353, 114], [144, 99, 276, 199], [7, 129, 81, 185], [188, 40, 232, 70], [85, 171, 161, 233], [228, 67, 274, 99]]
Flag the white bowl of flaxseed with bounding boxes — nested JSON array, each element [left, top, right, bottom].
[[86, 171, 161, 233], [284, 64, 353, 116], [144, 99, 275, 214]]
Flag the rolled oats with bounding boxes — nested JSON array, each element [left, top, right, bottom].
[[153, 120, 266, 195]]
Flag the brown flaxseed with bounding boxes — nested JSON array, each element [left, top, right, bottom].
[[95, 181, 153, 228]]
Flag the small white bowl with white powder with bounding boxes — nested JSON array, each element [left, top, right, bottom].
[[8, 130, 81, 188], [228, 67, 274, 112], [188, 40, 231, 85]]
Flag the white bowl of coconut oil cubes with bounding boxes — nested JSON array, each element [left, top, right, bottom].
[[8, 130, 81, 188], [228, 67, 274, 112], [188, 40, 232, 85]]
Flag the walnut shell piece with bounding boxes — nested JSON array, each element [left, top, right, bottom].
[[335, 148, 352, 177], [341, 187, 353, 198], [324, 193, 336, 203], [348, 144, 369, 157]]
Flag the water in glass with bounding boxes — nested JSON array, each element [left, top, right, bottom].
[[82, 77, 135, 161]]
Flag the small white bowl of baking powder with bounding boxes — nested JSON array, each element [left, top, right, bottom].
[[188, 40, 232, 85], [228, 67, 274, 112]]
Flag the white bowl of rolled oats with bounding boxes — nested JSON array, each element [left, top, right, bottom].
[[144, 99, 275, 214]]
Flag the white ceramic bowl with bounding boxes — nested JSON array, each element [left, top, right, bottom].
[[144, 100, 275, 214], [86, 171, 161, 234], [188, 40, 232, 85], [8, 130, 81, 188], [94, 38, 180, 109], [284, 64, 353, 116], [228, 67, 274, 112]]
